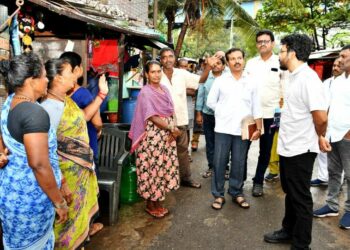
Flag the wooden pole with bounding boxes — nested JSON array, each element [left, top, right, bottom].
[[152, 0, 158, 59], [118, 33, 125, 122]]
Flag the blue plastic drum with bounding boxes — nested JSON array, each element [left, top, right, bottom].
[[129, 88, 141, 98], [122, 98, 137, 124]]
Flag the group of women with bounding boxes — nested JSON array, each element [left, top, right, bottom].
[[0, 53, 183, 249], [0, 52, 107, 249]]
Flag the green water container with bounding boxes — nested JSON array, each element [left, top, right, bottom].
[[120, 156, 140, 204], [107, 77, 118, 111], [107, 98, 118, 112]]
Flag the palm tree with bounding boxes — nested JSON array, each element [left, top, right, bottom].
[[174, 0, 221, 57], [157, 0, 259, 58], [158, 0, 183, 44]]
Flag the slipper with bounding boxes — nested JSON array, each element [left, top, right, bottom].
[[145, 208, 165, 218], [233, 196, 250, 209], [202, 170, 212, 178], [212, 197, 225, 210], [191, 142, 198, 152], [181, 180, 201, 188], [89, 223, 104, 236]]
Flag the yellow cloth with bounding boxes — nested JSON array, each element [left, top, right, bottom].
[[54, 97, 99, 250], [268, 131, 280, 175]]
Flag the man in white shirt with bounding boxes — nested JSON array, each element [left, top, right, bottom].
[[207, 48, 262, 210], [264, 34, 328, 249], [178, 58, 198, 153], [311, 57, 343, 186], [160, 48, 201, 188], [314, 45, 350, 230], [244, 30, 286, 196]]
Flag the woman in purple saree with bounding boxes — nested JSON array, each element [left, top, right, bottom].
[[129, 60, 181, 218]]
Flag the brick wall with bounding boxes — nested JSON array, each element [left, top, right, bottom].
[[106, 0, 148, 24]]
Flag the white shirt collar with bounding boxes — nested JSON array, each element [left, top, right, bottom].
[[290, 63, 308, 76]]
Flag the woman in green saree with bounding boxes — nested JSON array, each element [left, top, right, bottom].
[[41, 58, 108, 249]]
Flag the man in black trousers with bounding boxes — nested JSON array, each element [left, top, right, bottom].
[[264, 34, 328, 250]]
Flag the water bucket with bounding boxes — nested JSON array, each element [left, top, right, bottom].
[[105, 111, 118, 123]]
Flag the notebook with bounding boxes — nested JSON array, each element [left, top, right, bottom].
[[241, 115, 264, 140]]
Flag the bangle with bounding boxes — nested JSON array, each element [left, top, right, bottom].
[[97, 92, 107, 100], [98, 91, 107, 97], [54, 199, 68, 210], [167, 124, 175, 132]]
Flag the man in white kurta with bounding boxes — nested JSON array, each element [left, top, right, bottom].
[[160, 48, 201, 188]]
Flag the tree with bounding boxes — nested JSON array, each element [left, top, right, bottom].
[[157, 0, 182, 44], [256, 0, 350, 50], [154, 0, 259, 58]]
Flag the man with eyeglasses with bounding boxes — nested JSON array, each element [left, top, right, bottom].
[[264, 34, 327, 250], [244, 30, 287, 197]]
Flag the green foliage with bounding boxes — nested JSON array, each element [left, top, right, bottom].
[[231, 26, 259, 59], [151, 0, 261, 59], [328, 31, 350, 48], [256, 0, 350, 49]]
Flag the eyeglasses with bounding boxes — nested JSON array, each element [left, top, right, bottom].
[[256, 40, 271, 45]]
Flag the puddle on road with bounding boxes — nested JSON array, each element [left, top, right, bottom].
[[203, 213, 230, 227], [87, 194, 176, 250]]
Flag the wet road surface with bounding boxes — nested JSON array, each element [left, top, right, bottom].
[[87, 137, 349, 250]]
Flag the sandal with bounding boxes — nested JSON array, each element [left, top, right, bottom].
[[212, 197, 225, 210], [89, 223, 104, 236], [157, 207, 169, 215], [191, 142, 198, 152], [181, 180, 201, 188], [233, 196, 250, 209], [145, 207, 165, 218], [202, 169, 212, 178]]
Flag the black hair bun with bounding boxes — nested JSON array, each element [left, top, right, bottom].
[[0, 60, 10, 76]]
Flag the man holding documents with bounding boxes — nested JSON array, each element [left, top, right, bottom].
[[207, 48, 262, 210]]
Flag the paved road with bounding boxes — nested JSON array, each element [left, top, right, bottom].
[[87, 137, 349, 250]]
